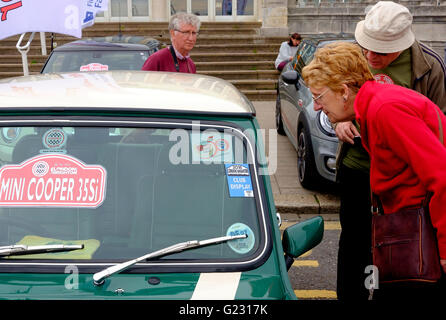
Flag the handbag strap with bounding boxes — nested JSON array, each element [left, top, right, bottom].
[[435, 108, 444, 145], [169, 45, 180, 72], [371, 107, 444, 214]]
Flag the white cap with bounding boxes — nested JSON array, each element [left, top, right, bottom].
[[355, 1, 415, 53]]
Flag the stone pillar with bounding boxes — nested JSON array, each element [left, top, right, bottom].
[[151, 0, 168, 22], [261, 0, 289, 37]]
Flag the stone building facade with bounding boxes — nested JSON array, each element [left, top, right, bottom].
[[96, 0, 290, 35], [97, 1, 445, 54]]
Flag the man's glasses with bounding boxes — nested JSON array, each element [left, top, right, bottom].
[[174, 29, 199, 37], [311, 88, 329, 103], [361, 47, 388, 56]]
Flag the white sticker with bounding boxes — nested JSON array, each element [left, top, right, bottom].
[[226, 223, 255, 254], [191, 132, 233, 163], [41, 128, 67, 154], [225, 164, 254, 198]]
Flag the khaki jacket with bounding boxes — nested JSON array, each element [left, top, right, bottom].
[[411, 41, 446, 112]]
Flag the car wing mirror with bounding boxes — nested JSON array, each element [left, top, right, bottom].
[[281, 70, 299, 85], [282, 216, 324, 270]]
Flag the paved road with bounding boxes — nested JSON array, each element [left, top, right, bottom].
[[252, 101, 340, 218], [252, 101, 341, 300]]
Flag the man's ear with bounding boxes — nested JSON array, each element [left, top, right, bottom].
[[169, 29, 176, 42]]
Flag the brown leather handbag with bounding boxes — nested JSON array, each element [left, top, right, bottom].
[[371, 196, 442, 283], [371, 108, 444, 283]]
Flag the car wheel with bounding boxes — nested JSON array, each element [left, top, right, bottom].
[[275, 94, 285, 136], [297, 124, 321, 189]]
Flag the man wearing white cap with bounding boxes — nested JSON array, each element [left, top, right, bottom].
[[355, 2, 445, 107], [334, 1, 446, 301]]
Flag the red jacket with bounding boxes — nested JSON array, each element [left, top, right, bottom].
[[141, 47, 196, 73], [355, 81, 446, 259]]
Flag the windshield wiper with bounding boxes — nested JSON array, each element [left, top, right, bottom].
[[93, 234, 248, 286], [0, 244, 84, 257]]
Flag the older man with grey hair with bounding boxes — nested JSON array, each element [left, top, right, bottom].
[[142, 12, 201, 73]]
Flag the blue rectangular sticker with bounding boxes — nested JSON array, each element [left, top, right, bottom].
[[225, 164, 254, 198]]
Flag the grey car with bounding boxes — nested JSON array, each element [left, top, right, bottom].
[[276, 33, 354, 189], [41, 36, 160, 74]]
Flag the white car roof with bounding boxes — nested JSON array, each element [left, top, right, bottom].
[[0, 71, 255, 116]]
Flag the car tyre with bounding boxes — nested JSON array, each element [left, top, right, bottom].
[[275, 94, 285, 136], [297, 123, 321, 189]]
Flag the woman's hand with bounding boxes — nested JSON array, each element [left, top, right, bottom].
[[334, 121, 360, 145], [441, 259, 446, 273]]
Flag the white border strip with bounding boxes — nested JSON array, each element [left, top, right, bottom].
[[191, 272, 241, 300]]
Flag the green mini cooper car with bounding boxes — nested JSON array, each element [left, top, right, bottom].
[[0, 71, 323, 300]]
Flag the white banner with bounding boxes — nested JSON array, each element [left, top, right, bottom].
[[0, 0, 108, 40]]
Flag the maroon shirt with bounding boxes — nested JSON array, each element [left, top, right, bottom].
[[141, 47, 196, 73]]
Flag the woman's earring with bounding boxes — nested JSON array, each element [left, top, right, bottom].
[[343, 96, 347, 102]]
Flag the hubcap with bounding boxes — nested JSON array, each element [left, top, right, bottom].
[[275, 97, 281, 128], [297, 131, 306, 182]]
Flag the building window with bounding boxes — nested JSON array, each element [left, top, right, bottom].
[[216, 0, 253, 16], [111, 0, 128, 17], [132, 0, 149, 16], [171, 0, 187, 14], [192, 0, 208, 16], [110, 0, 149, 18]]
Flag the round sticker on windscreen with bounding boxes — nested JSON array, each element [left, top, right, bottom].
[[226, 223, 255, 254]]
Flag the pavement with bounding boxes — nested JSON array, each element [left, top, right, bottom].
[[252, 101, 340, 222]]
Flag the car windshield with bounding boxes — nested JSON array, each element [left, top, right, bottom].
[[41, 50, 150, 73], [290, 38, 354, 74], [0, 125, 263, 263], [290, 41, 316, 74]]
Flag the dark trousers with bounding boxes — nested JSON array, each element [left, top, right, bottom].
[[373, 277, 446, 301], [337, 165, 446, 301], [336, 165, 372, 301]]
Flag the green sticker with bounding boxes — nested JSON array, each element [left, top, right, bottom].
[[226, 223, 255, 254]]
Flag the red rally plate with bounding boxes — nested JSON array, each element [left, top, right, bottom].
[[0, 154, 106, 208]]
